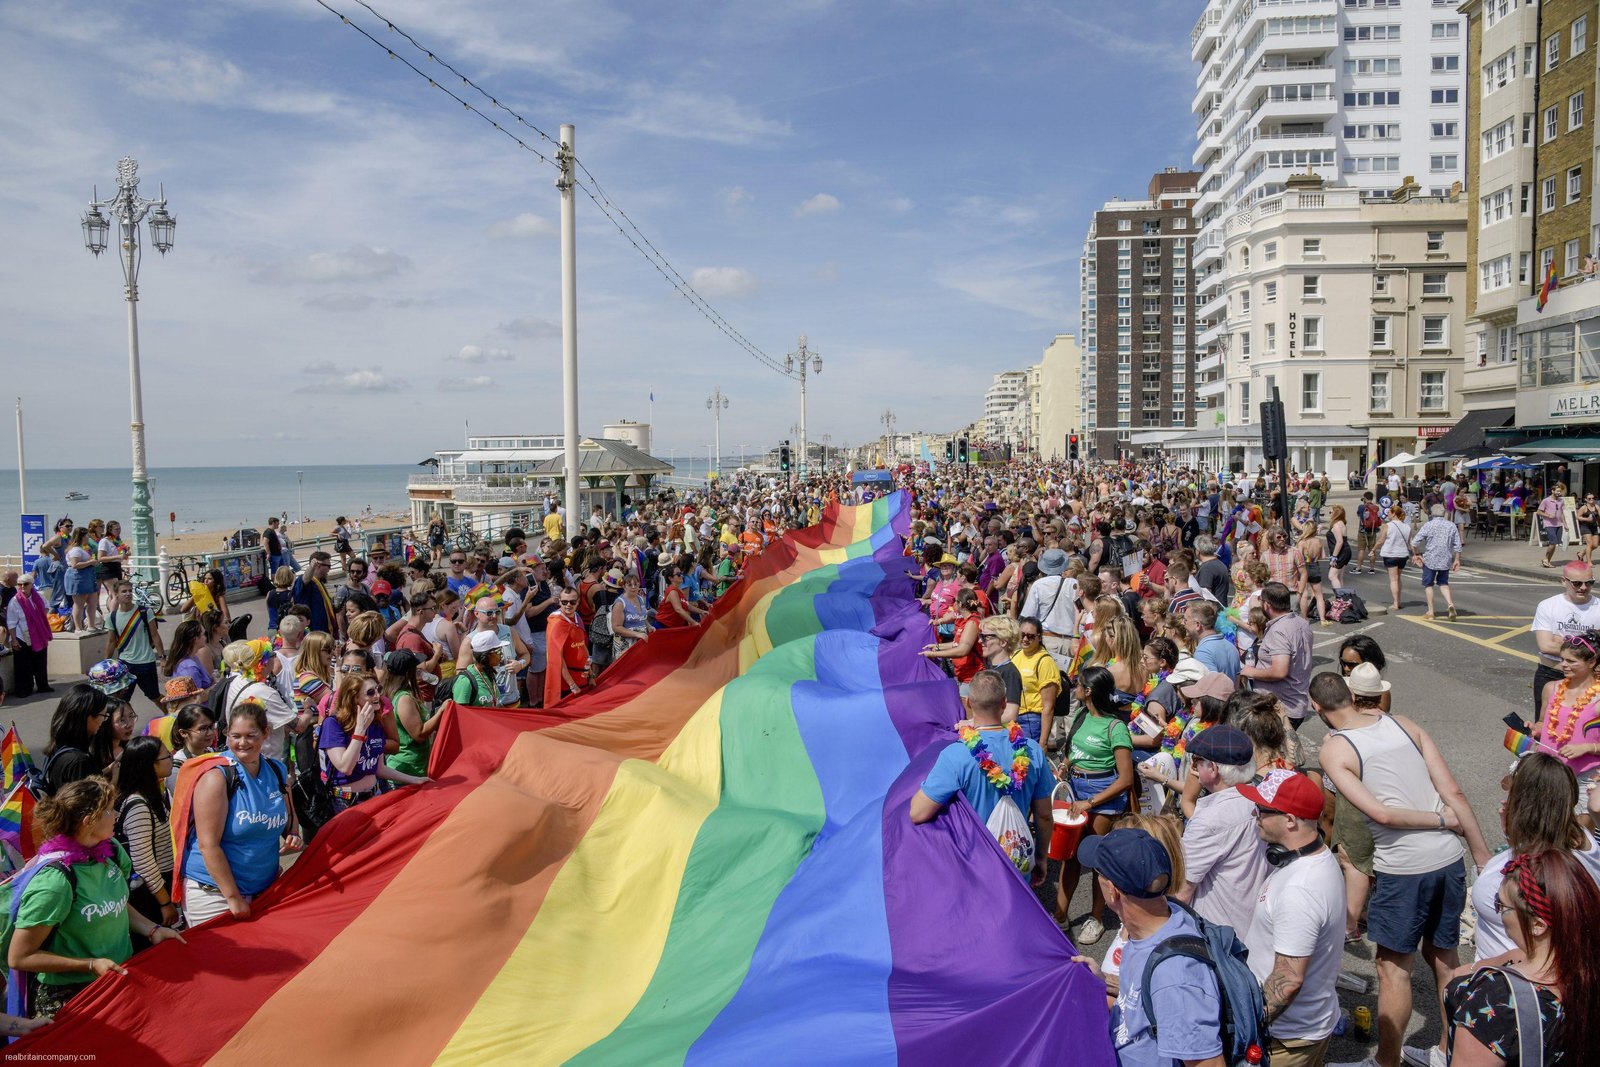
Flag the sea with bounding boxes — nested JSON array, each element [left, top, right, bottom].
[[0, 457, 744, 553]]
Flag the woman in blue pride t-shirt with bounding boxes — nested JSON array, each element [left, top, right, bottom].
[[183, 702, 302, 928]]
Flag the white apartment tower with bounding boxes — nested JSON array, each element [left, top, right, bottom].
[[1191, 0, 1468, 421]]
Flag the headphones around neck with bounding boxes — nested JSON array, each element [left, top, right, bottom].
[[1265, 835, 1325, 869]]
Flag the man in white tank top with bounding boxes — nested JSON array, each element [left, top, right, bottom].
[[1310, 673, 1492, 1067]]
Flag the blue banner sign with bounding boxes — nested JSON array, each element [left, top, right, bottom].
[[20, 514, 44, 573]]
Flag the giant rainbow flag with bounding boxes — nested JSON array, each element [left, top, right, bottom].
[[15, 494, 1113, 1065]]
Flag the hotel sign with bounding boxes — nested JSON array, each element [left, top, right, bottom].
[[1549, 391, 1600, 420], [1287, 312, 1297, 357]]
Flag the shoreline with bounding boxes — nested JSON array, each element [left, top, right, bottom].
[[156, 509, 415, 556]]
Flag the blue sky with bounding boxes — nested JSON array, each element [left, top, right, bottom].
[[0, 0, 1198, 467]]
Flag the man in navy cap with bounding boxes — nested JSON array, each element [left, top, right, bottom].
[[1070, 827, 1225, 1067], [1176, 724, 1271, 935]]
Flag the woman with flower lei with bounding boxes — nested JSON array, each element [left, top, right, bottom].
[[1054, 665, 1135, 943], [1533, 632, 1600, 823]]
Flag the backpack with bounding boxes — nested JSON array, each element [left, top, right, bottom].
[[1139, 898, 1270, 1067], [205, 669, 236, 728], [24, 747, 85, 799], [1325, 590, 1368, 624], [289, 720, 336, 841], [588, 605, 615, 670], [1358, 503, 1381, 532], [169, 753, 288, 906], [0, 853, 80, 1019]]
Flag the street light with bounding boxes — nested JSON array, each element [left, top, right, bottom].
[[81, 157, 176, 578], [784, 335, 822, 479], [705, 387, 729, 479], [880, 409, 896, 465]]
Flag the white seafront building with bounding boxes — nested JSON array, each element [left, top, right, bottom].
[[1189, 0, 1469, 450]]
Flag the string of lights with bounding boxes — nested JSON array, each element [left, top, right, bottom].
[[311, 0, 792, 378]]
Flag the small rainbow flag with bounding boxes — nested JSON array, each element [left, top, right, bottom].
[[0, 783, 38, 860], [1504, 726, 1556, 758], [1069, 638, 1094, 678], [0, 725, 33, 793], [1538, 257, 1559, 312]]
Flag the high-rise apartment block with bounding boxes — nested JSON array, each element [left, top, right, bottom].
[[1191, 0, 1469, 438], [1079, 169, 1201, 459]]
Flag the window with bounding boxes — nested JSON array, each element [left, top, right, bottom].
[[1302, 238, 1321, 257], [1430, 22, 1459, 39], [1485, 0, 1511, 27], [1542, 246, 1556, 281], [1522, 183, 1533, 215], [1497, 326, 1515, 364], [1525, 43, 1536, 77], [1265, 323, 1277, 355], [1346, 57, 1402, 75], [1241, 247, 1250, 269], [1431, 55, 1460, 73], [1573, 92, 1587, 130], [1263, 241, 1278, 263], [1240, 290, 1251, 314], [1427, 231, 1444, 253], [1543, 176, 1557, 212], [1370, 371, 1391, 412], [1483, 48, 1517, 93], [1569, 165, 1583, 204], [1373, 273, 1390, 296], [1175, 218, 1187, 229], [1431, 89, 1459, 105], [1423, 273, 1448, 296], [1431, 121, 1457, 139], [1430, 154, 1457, 171], [1117, 219, 1131, 231], [1264, 281, 1278, 303], [1301, 372, 1322, 413], [1419, 370, 1446, 411], [1304, 316, 1322, 350], [1548, 34, 1561, 71], [1481, 186, 1513, 226], [1422, 316, 1448, 348], [1345, 24, 1402, 41], [1483, 119, 1514, 161], [1344, 156, 1401, 173], [1520, 251, 1532, 284], [1546, 105, 1560, 142], [1345, 122, 1402, 140], [1240, 381, 1250, 421], [1524, 112, 1535, 145], [1479, 255, 1512, 293], [1575, 16, 1588, 55], [1240, 332, 1251, 359], [1344, 91, 1402, 108], [1371, 316, 1391, 349], [1303, 275, 1322, 298], [1567, 239, 1582, 277]]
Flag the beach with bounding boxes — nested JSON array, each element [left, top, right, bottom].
[[156, 510, 415, 556]]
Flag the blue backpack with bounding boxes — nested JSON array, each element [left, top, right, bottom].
[[1138, 899, 1270, 1067]]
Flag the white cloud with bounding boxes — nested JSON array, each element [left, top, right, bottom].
[[497, 316, 562, 339], [616, 88, 790, 145], [252, 245, 411, 285], [294, 365, 408, 394], [487, 212, 556, 239], [439, 376, 497, 392], [796, 193, 841, 217], [886, 196, 915, 214], [720, 186, 754, 213], [690, 267, 759, 299], [452, 345, 516, 364]]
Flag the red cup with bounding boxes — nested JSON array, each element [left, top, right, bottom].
[[1049, 803, 1089, 861]]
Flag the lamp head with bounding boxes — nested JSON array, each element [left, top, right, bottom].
[[147, 205, 176, 255], [81, 207, 110, 256]]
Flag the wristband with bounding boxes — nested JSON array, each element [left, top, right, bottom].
[[353, 734, 369, 742]]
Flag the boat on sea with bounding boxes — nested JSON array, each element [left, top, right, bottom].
[[64, 491, 89, 501]]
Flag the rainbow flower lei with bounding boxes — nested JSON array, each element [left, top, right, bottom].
[[957, 722, 1031, 797], [1127, 670, 1170, 720]]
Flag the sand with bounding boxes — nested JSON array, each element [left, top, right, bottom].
[[156, 510, 415, 557]]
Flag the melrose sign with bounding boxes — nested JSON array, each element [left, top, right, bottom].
[[1549, 391, 1600, 419]]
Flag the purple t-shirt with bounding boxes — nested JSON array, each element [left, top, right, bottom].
[[318, 715, 384, 787]]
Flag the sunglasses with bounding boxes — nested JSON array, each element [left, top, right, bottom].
[[361, 687, 381, 699], [450, 558, 466, 564], [1340, 659, 1361, 671], [1020, 632, 1041, 640], [1569, 579, 1595, 589], [1252, 806, 1286, 820]]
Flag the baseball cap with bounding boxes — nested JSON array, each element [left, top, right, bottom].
[[370, 580, 393, 597], [1077, 828, 1173, 899], [1186, 723, 1254, 766], [1238, 769, 1325, 821], [1175, 670, 1235, 703], [469, 630, 502, 654]]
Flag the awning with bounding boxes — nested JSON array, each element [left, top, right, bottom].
[[1416, 407, 1515, 461], [1503, 436, 1600, 458]]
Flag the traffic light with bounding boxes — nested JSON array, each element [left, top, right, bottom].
[[958, 438, 969, 464], [945, 441, 954, 463], [780, 443, 791, 472], [1003, 442, 1013, 461], [1068, 433, 1080, 460]]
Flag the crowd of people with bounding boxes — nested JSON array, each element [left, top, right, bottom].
[[0, 458, 1595, 1066]]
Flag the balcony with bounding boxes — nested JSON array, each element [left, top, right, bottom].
[[1246, 62, 1335, 93], [1198, 376, 1228, 399], [1197, 350, 1225, 375], [1191, 8, 1221, 62], [1249, 95, 1336, 126]]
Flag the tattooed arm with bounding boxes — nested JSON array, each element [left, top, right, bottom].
[[1261, 953, 1309, 1024]]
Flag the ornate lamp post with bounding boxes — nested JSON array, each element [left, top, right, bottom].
[[706, 387, 729, 479], [785, 335, 822, 479], [81, 157, 176, 576]]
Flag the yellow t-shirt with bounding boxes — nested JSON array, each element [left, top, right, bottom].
[[542, 511, 563, 542], [188, 580, 217, 617], [1011, 645, 1062, 716]]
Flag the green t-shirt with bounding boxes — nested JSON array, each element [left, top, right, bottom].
[[15, 842, 134, 987], [107, 606, 158, 665], [388, 688, 433, 778], [1066, 715, 1133, 774]]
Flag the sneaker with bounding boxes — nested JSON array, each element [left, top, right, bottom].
[[1076, 917, 1106, 944], [1402, 1045, 1447, 1067]]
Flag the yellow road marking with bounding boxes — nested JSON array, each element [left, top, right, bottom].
[[1395, 615, 1541, 664]]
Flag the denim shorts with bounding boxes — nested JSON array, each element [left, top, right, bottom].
[[1367, 856, 1466, 954], [1016, 712, 1042, 744], [1542, 525, 1563, 546], [1068, 769, 1129, 816], [1421, 566, 1450, 587]]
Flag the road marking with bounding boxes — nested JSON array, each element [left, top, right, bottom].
[[1395, 614, 1541, 664], [1314, 621, 1383, 649]]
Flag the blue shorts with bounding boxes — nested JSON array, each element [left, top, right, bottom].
[[1016, 712, 1042, 744], [1542, 525, 1563, 546], [1421, 566, 1450, 587], [1367, 857, 1466, 954], [1068, 770, 1129, 816]]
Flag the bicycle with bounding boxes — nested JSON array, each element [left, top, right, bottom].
[[454, 521, 482, 555], [127, 572, 168, 619], [163, 554, 206, 612]]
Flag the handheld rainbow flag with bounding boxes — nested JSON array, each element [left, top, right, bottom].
[[14, 493, 1115, 1065], [0, 724, 33, 793], [1538, 257, 1559, 312], [0, 782, 38, 860], [1503, 726, 1557, 758]]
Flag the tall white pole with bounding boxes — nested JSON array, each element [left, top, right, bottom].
[[558, 124, 581, 529], [15, 398, 26, 515], [297, 470, 305, 526], [124, 211, 155, 574], [798, 363, 807, 483]]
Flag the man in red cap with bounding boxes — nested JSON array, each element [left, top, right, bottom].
[[1237, 769, 1344, 1067]]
